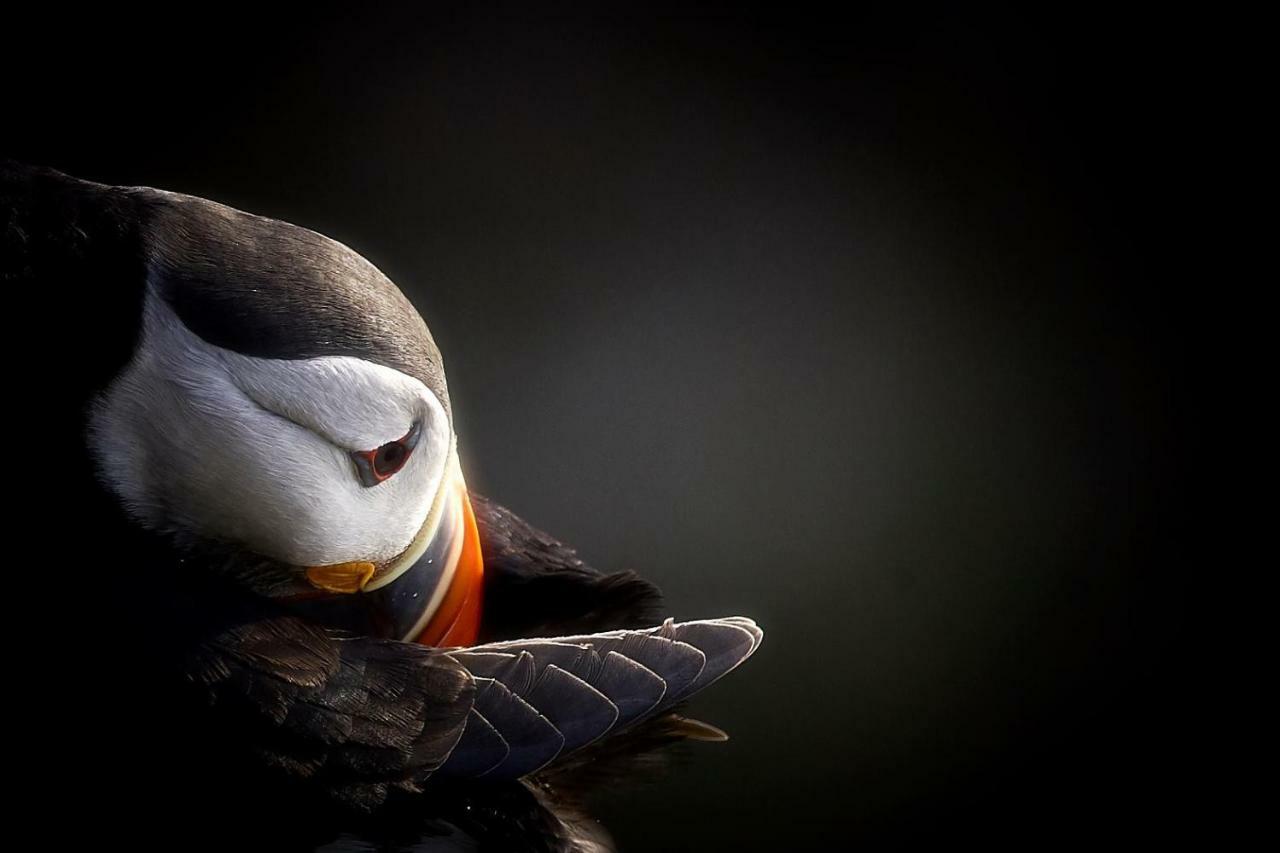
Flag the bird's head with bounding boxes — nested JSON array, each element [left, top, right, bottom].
[[86, 187, 482, 643]]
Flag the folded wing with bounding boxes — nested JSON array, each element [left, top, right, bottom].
[[439, 616, 763, 778]]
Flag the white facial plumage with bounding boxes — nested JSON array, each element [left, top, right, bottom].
[[88, 283, 452, 568]]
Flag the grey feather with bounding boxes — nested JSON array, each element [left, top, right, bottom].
[[555, 630, 708, 704], [466, 678, 565, 778], [653, 619, 761, 700], [438, 709, 510, 778], [591, 651, 668, 720], [449, 651, 537, 696], [526, 664, 620, 752]]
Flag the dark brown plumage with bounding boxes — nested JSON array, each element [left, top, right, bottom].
[[176, 493, 669, 809], [4, 160, 760, 819]]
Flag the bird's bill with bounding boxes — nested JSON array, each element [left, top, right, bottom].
[[289, 454, 485, 646], [304, 560, 376, 594]]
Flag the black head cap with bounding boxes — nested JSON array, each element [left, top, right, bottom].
[[137, 187, 451, 418]]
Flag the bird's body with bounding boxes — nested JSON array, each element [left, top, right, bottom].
[[2, 161, 760, 813]]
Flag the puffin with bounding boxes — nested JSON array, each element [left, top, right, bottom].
[[1, 160, 762, 813]]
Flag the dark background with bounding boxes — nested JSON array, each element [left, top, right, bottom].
[[6, 7, 1209, 850]]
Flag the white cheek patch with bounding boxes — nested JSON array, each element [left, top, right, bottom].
[[229, 354, 432, 451], [88, 286, 451, 568]]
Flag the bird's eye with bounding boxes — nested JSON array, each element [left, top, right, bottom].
[[351, 421, 422, 487]]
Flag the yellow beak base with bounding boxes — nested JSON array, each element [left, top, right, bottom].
[[304, 561, 376, 594]]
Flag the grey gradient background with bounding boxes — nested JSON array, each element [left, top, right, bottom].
[[6, 7, 1204, 850]]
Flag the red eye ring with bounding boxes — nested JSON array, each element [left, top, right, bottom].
[[351, 420, 422, 487]]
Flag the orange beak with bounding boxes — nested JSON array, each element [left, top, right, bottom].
[[412, 485, 484, 647], [295, 460, 484, 648]]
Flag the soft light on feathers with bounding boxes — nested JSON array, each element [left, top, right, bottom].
[[88, 283, 451, 567]]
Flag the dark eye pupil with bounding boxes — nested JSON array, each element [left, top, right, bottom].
[[374, 442, 406, 476]]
